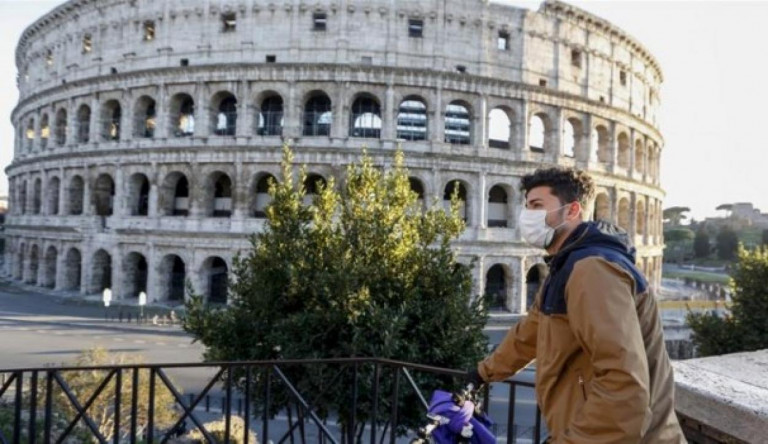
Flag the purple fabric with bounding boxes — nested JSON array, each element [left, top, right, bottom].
[[426, 390, 496, 444]]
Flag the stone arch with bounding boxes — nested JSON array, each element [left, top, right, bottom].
[[160, 172, 190, 216], [529, 112, 550, 152], [93, 174, 115, 217], [396, 96, 428, 141], [409, 177, 425, 209], [63, 247, 82, 291], [54, 108, 68, 146], [488, 184, 509, 227], [486, 263, 511, 312], [28, 244, 40, 285], [128, 173, 150, 216], [18, 180, 27, 214], [201, 256, 228, 304], [563, 117, 583, 158], [101, 99, 122, 141], [76, 104, 91, 143], [618, 197, 631, 232], [122, 252, 148, 299], [133, 95, 157, 138], [91, 249, 112, 294], [635, 138, 646, 174], [617, 132, 630, 168], [43, 245, 57, 288], [26, 118, 35, 150], [443, 179, 470, 222], [349, 93, 382, 139], [14, 242, 26, 280], [251, 173, 277, 218], [32, 178, 42, 214], [488, 107, 513, 149], [256, 92, 284, 136], [593, 192, 611, 222], [526, 263, 548, 310], [68, 175, 85, 215], [303, 90, 332, 136], [444, 100, 471, 145], [169, 93, 195, 137], [47, 176, 60, 215], [203, 171, 234, 217], [40, 113, 50, 149], [159, 254, 186, 302], [211, 91, 238, 136], [303, 173, 327, 206]]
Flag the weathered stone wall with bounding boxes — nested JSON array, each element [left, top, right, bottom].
[[5, 0, 666, 309]]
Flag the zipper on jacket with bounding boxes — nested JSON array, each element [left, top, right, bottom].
[[578, 375, 587, 400]]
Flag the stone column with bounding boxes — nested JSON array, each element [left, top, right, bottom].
[[332, 82, 349, 139], [476, 95, 488, 149], [433, 87, 444, 145], [148, 167, 159, 218], [90, 95, 100, 144], [194, 82, 210, 138], [549, 108, 563, 163], [156, 83, 169, 139], [286, 81, 299, 139], [382, 84, 395, 140], [477, 172, 487, 229]]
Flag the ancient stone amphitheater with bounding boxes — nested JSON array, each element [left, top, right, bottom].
[[4, 0, 664, 312]]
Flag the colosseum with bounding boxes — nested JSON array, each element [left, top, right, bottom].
[[4, 0, 664, 313]]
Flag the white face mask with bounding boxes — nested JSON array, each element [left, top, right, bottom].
[[518, 203, 573, 249]]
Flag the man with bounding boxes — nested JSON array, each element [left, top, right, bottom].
[[469, 167, 686, 443]]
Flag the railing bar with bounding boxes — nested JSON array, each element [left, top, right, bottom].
[[271, 366, 339, 444], [44, 371, 53, 444], [29, 371, 38, 444], [130, 368, 138, 444], [389, 368, 400, 444], [507, 382, 517, 444], [350, 362, 358, 444], [244, 366, 251, 444], [534, 405, 542, 444], [0, 372, 16, 399], [224, 366, 232, 444], [370, 363, 379, 444], [263, 365, 271, 444], [13, 372, 22, 444], [114, 369, 121, 444], [400, 368, 429, 410], [156, 367, 218, 444], [147, 368, 155, 444]]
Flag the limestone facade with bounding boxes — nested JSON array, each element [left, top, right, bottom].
[[5, 0, 665, 311]]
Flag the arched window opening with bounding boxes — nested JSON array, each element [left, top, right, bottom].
[[593, 193, 611, 222], [123, 253, 148, 299], [26, 119, 35, 150], [32, 179, 42, 215], [617, 132, 630, 168], [303, 174, 327, 206], [212, 93, 238, 136], [258, 96, 284, 136], [443, 181, 468, 222], [171, 94, 195, 137], [526, 264, 548, 310], [253, 174, 276, 218], [486, 264, 509, 312], [488, 108, 511, 149], [529, 114, 546, 152], [55, 109, 67, 146], [636, 201, 646, 237], [128, 174, 150, 216], [91, 249, 112, 295], [303, 93, 332, 136], [64, 248, 82, 291], [43, 246, 57, 288], [40, 114, 50, 149], [213, 174, 233, 217], [205, 257, 228, 304], [618, 198, 630, 232], [77, 105, 91, 143], [68, 176, 85, 215], [19, 181, 27, 214], [350, 96, 382, 138], [563, 120, 576, 157], [595, 125, 610, 162], [173, 176, 189, 216], [47, 177, 60, 215], [488, 185, 508, 227], [134, 96, 157, 138], [396, 98, 427, 141], [445, 102, 470, 145], [409, 177, 425, 209], [101, 100, 122, 142], [93, 174, 115, 217]]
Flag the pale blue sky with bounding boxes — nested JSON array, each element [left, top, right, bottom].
[[1, 0, 766, 222]]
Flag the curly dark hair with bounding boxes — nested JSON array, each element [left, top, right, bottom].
[[520, 167, 595, 208]]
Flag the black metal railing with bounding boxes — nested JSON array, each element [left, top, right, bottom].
[[0, 358, 543, 444]]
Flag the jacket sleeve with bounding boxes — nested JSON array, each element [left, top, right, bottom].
[[560, 257, 651, 444], [477, 300, 539, 382]]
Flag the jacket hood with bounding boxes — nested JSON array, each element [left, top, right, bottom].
[[549, 220, 637, 269]]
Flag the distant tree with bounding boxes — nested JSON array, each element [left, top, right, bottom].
[[716, 228, 739, 260], [688, 247, 768, 356], [664, 227, 695, 242], [663, 206, 691, 226], [762, 229, 768, 246], [694, 229, 711, 258], [716, 203, 733, 217]]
